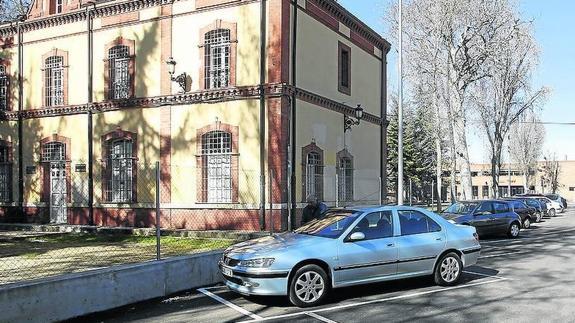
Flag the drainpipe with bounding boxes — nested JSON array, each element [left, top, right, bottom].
[[85, 1, 96, 225], [380, 49, 388, 204], [288, 0, 298, 230], [259, 0, 267, 231], [17, 17, 24, 214]]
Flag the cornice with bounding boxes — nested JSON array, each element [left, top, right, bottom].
[[1, 83, 383, 126]]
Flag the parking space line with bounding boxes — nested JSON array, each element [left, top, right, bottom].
[[479, 251, 523, 259], [305, 312, 339, 323], [462, 270, 507, 280], [238, 277, 506, 323], [197, 288, 263, 320]]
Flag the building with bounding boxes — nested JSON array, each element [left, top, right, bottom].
[[0, 0, 390, 231], [452, 160, 575, 202]]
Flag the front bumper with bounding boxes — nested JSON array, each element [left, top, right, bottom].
[[219, 262, 290, 296]]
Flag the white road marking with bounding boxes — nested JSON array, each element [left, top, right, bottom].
[[201, 285, 227, 290], [305, 312, 339, 323], [478, 251, 523, 259], [197, 288, 263, 320], [238, 278, 506, 323], [463, 270, 507, 280]]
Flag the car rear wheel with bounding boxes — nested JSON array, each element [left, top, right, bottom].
[[549, 209, 556, 217], [289, 264, 330, 308], [434, 252, 463, 286], [507, 222, 520, 238], [523, 217, 531, 229]]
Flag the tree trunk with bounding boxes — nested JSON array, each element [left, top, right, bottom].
[[436, 135, 442, 212], [491, 157, 500, 198], [453, 115, 473, 200]]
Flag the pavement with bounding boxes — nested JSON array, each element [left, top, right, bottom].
[[71, 208, 575, 323]]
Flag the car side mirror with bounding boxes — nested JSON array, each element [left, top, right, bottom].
[[349, 232, 365, 241]]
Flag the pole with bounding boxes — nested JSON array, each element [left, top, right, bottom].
[[379, 176, 383, 205], [409, 178, 412, 206], [87, 3, 95, 225], [17, 19, 24, 213], [269, 169, 273, 235], [431, 180, 434, 206], [155, 161, 161, 261], [258, 0, 267, 231], [397, 0, 404, 206], [335, 174, 339, 208]]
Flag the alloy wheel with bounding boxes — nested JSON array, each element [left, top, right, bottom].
[[294, 271, 325, 303], [440, 256, 460, 283], [523, 218, 531, 229], [511, 223, 520, 237]]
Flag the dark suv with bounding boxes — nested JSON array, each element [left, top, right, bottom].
[[514, 197, 544, 223], [502, 199, 538, 229], [442, 200, 522, 238]]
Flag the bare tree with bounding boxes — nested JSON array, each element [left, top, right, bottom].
[[0, 0, 30, 22], [541, 154, 561, 194], [508, 113, 545, 191]]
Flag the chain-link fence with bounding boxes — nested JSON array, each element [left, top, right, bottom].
[[0, 160, 383, 285]]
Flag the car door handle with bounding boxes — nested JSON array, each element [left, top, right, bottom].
[[387, 243, 394, 247], [435, 238, 442, 241]]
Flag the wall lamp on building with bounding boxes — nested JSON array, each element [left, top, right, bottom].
[[166, 57, 187, 93], [344, 105, 364, 132]]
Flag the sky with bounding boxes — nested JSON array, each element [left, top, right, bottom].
[[338, 0, 575, 163]]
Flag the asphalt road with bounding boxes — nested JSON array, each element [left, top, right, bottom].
[[73, 208, 575, 323]]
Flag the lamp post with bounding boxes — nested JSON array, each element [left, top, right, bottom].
[[344, 105, 364, 133], [166, 57, 187, 93], [397, 0, 404, 206]]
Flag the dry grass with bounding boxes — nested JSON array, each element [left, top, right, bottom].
[[0, 233, 234, 285]]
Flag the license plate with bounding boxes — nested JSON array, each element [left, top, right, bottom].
[[222, 267, 233, 277]]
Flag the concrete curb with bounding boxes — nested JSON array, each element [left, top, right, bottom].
[[0, 251, 224, 323]]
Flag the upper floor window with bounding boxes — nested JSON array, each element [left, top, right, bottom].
[[49, 0, 63, 14], [338, 42, 351, 95], [204, 29, 231, 89], [108, 45, 131, 100], [44, 56, 64, 107], [0, 65, 7, 111]]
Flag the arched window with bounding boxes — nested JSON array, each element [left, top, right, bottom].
[[0, 65, 7, 111], [337, 150, 354, 202], [302, 143, 324, 201], [201, 131, 232, 203], [44, 56, 64, 106], [204, 29, 231, 89], [108, 45, 131, 99], [102, 129, 137, 203], [0, 141, 12, 202]]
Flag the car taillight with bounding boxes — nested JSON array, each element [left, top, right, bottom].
[[473, 232, 479, 242]]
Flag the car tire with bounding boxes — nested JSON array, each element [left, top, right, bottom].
[[289, 264, 330, 308], [523, 218, 531, 229], [434, 252, 463, 287], [507, 222, 521, 238], [536, 212, 542, 223], [549, 209, 556, 217]]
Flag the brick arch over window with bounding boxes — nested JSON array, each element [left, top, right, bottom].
[[199, 20, 238, 90], [302, 142, 324, 202], [39, 134, 71, 203], [101, 128, 138, 203], [336, 149, 354, 202], [104, 37, 136, 100], [0, 139, 13, 202], [42, 49, 69, 107], [0, 59, 11, 111], [196, 122, 239, 203]]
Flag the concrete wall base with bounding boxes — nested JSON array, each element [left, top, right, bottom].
[[0, 251, 224, 323]]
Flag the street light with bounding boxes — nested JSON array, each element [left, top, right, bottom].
[[166, 57, 187, 93], [344, 104, 364, 132], [397, 0, 404, 206]]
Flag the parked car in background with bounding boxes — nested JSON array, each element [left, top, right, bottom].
[[517, 194, 563, 217], [514, 197, 545, 223], [501, 199, 538, 229], [220, 206, 481, 307], [441, 200, 522, 238], [545, 194, 567, 212]]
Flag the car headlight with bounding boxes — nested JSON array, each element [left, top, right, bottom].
[[239, 258, 275, 268]]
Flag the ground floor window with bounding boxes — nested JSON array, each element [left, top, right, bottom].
[[0, 144, 12, 202]]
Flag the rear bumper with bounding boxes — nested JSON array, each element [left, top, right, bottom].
[[461, 247, 481, 267], [219, 263, 289, 296]]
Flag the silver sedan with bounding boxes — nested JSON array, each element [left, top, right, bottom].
[[219, 206, 481, 307]]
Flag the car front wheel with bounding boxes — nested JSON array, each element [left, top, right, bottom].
[[549, 209, 556, 217], [434, 252, 463, 286], [289, 264, 330, 307], [507, 222, 520, 238]]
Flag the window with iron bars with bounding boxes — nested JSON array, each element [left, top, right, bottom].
[[44, 56, 64, 107], [306, 152, 323, 200], [201, 131, 232, 203], [338, 157, 353, 202], [106, 139, 134, 203], [0, 146, 12, 202], [42, 142, 66, 162], [108, 45, 131, 100], [0, 65, 7, 111], [204, 29, 231, 89]]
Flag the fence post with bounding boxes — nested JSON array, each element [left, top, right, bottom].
[[155, 161, 161, 261], [269, 169, 273, 235], [409, 178, 413, 206], [335, 174, 339, 208], [379, 177, 383, 205]]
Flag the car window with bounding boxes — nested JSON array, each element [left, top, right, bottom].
[[513, 201, 525, 209], [296, 210, 361, 239], [523, 199, 537, 208], [350, 211, 393, 240], [494, 202, 510, 213], [476, 202, 493, 214], [445, 202, 478, 214], [398, 210, 441, 235]]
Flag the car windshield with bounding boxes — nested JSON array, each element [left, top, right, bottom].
[[545, 194, 559, 200], [522, 199, 538, 207], [445, 202, 478, 214], [295, 210, 361, 239]]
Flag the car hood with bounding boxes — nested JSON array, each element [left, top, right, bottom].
[[224, 232, 324, 259], [441, 213, 468, 222]]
